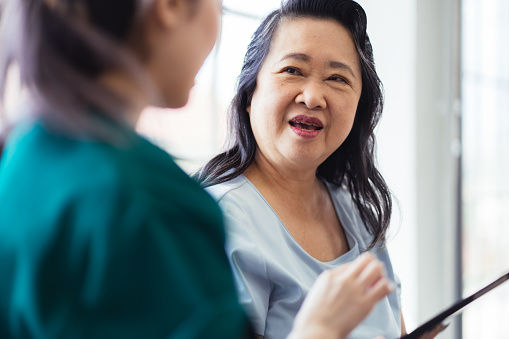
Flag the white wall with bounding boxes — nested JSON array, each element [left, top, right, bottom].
[[355, 0, 419, 331], [357, 1, 461, 338]]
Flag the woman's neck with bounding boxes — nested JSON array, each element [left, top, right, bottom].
[[244, 153, 326, 208], [98, 70, 148, 127]]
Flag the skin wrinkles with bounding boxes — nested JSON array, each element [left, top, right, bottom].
[[277, 53, 357, 79]]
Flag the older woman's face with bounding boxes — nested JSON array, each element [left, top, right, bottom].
[[247, 17, 362, 171]]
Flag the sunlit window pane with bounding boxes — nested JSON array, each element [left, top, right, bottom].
[[462, 0, 509, 337]]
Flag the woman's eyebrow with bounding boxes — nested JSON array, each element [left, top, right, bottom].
[[278, 53, 356, 78], [278, 53, 310, 63], [328, 60, 356, 78]]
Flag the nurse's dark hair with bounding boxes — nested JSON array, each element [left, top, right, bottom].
[[196, 0, 392, 248], [0, 0, 162, 157]]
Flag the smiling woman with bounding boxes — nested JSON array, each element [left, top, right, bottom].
[[196, 0, 402, 338]]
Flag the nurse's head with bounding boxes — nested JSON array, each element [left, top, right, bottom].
[[0, 0, 221, 139]]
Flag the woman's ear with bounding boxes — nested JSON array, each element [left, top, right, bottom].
[[150, 0, 188, 29]]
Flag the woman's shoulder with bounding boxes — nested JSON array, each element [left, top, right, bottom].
[[0, 120, 226, 250], [205, 175, 277, 234], [205, 174, 274, 224], [1, 121, 178, 222], [205, 174, 251, 202]]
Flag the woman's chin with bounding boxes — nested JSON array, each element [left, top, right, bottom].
[[163, 92, 191, 109]]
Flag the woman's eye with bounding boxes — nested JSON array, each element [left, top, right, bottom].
[[284, 67, 300, 75], [328, 76, 347, 83]]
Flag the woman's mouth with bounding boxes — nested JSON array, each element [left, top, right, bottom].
[[289, 115, 323, 138]]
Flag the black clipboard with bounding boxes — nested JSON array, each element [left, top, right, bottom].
[[400, 271, 509, 339]]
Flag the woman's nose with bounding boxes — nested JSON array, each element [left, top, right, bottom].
[[295, 81, 327, 110]]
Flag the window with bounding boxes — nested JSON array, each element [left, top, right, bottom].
[[461, 0, 509, 337]]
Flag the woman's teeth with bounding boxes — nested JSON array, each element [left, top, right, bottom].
[[289, 121, 323, 131]]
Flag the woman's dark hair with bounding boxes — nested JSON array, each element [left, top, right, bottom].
[[196, 0, 392, 248], [0, 0, 152, 156]]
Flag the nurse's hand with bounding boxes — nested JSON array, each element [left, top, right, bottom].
[[287, 253, 394, 339]]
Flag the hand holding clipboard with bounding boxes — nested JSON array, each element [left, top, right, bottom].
[[399, 271, 509, 339]]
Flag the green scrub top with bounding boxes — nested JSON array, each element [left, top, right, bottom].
[[0, 120, 248, 338]]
